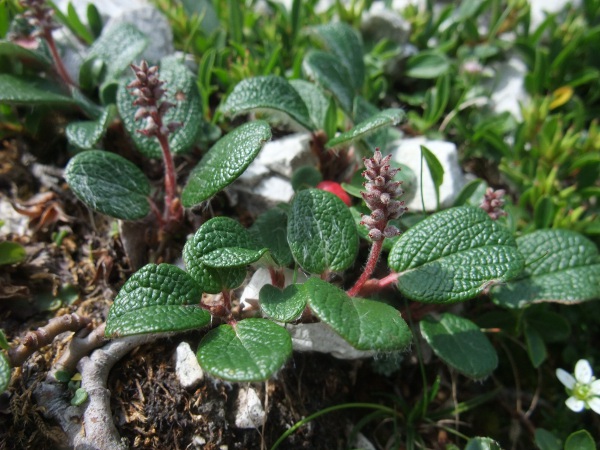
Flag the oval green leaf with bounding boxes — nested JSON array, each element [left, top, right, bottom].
[[287, 189, 358, 274], [0, 353, 10, 393], [0, 41, 51, 67], [0, 74, 75, 106], [221, 76, 313, 130], [250, 207, 293, 266], [565, 430, 596, 450], [65, 150, 151, 220], [259, 284, 308, 322], [70, 388, 89, 406], [182, 120, 272, 207], [183, 217, 257, 293], [118, 56, 205, 158], [311, 22, 365, 91], [200, 247, 268, 268], [305, 278, 412, 351], [389, 206, 525, 303], [405, 51, 451, 79], [65, 105, 116, 150], [105, 263, 210, 337], [492, 229, 600, 308], [420, 313, 498, 379], [289, 79, 329, 131], [325, 108, 405, 150], [85, 22, 148, 82], [303, 50, 355, 114], [197, 319, 292, 381], [464, 437, 502, 450], [0, 241, 26, 266]]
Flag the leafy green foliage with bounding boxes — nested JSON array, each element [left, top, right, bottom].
[[250, 207, 293, 267], [221, 75, 313, 130], [182, 120, 271, 207], [493, 229, 600, 308], [0, 353, 10, 394], [303, 50, 354, 114], [183, 217, 263, 293], [0, 74, 75, 105], [304, 278, 412, 351], [65, 105, 116, 150], [259, 284, 307, 322], [0, 241, 26, 266], [287, 188, 358, 274], [65, 150, 151, 221], [565, 430, 596, 450], [105, 264, 210, 337], [389, 207, 524, 303], [196, 319, 292, 382], [420, 313, 498, 379]]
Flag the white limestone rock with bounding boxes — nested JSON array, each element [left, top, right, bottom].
[[389, 137, 466, 211], [234, 387, 265, 429], [289, 322, 376, 360], [255, 133, 315, 179], [174, 341, 204, 389], [529, 0, 581, 30], [234, 175, 295, 215], [489, 55, 529, 121]]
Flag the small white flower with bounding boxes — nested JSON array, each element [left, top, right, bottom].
[[556, 359, 600, 414]]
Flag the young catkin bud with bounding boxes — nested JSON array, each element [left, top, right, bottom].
[[360, 149, 407, 240]]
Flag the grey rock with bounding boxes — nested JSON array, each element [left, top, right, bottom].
[[234, 387, 265, 429], [174, 341, 204, 389], [489, 55, 529, 120], [389, 137, 466, 211], [255, 133, 315, 179], [289, 322, 376, 359]]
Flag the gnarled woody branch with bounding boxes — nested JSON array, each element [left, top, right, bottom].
[[8, 313, 92, 367]]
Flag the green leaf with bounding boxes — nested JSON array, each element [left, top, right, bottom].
[[325, 108, 405, 150], [197, 319, 292, 381], [87, 3, 103, 38], [420, 313, 498, 379], [70, 387, 88, 406], [421, 145, 444, 209], [65, 105, 116, 150], [183, 217, 256, 293], [221, 76, 313, 130], [0, 74, 75, 105], [0, 40, 51, 67], [533, 196, 555, 229], [289, 79, 329, 131], [250, 207, 294, 266], [291, 165, 323, 192], [182, 121, 271, 207], [200, 247, 268, 268], [389, 206, 524, 303], [405, 51, 451, 79], [464, 437, 502, 450], [105, 263, 210, 337], [65, 150, 151, 221], [524, 309, 571, 343], [524, 325, 547, 368], [453, 179, 487, 207], [259, 284, 308, 322], [0, 241, 26, 266], [311, 22, 365, 91], [492, 229, 600, 308], [0, 353, 10, 393], [85, 22, 147, 82], [565, 430, 596, 450], [0, 329, 8, 351], [535, 429, 561, 450], [118, 56, 205, 158], [287, 188, 358, 274], [66, 2, 94, 44], [303, 50, 355, 114], [304, 278, 412, 351]]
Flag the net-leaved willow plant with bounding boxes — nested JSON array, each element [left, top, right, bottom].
[[64, 60, 271, 230], [102, 149, 529, 382]]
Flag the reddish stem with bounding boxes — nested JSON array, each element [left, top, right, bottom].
[[43, 29, 76, 87], [155, 130, 182, 225], [347, 240, 383, 297], [222, 289, 237, 326]]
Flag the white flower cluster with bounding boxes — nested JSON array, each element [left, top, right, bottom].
[[556, 359, 600, 414]]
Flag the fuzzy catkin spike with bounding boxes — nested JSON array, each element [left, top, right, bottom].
[[480, 187, 507, 220], [359, 149, 407, 241], [127, 61, 182, 138]]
